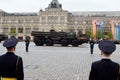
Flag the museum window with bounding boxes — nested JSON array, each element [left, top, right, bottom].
[[9, 19, 16, 24], [33, 20, 39, 24], [48, 16, 58, 24], [54, 16, 58, 24], [41, 17, 46, 24], [11, 27, 16, 31], [3, 20, 9, 24], [18, 20, 23, 24], [33, 27, 39, 31], [3, 27, 9, 33], [48, 16, 51, 24], [26, 28, 31, 33], [25, 20, 32, 24], [18, 28, 23, 33], [60, 17, 65, 24]]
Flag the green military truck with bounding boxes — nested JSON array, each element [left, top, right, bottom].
[[31, 30, 88, 47], [0, 34, 8, 42]]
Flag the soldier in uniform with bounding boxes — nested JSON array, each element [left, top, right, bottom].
[[0, 37, 24, 80], [25, 36, 30, 52], [89, 40, 120, 80], [89, 38, 95, 54]]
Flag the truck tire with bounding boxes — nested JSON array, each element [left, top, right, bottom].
[[72, 40, 79, 47], [34, 39, 43, 46], [0, 39, 1, 43], [45, 39, 53, 46], [61, 39, 68, 46]]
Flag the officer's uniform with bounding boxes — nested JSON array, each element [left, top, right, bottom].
[[89, 40, 120, 80], [89, 39, 95, 54], [25, 37, 30, 52], [0, 37, 24, 80]]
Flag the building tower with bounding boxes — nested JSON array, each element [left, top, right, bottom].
[[48, 0, 62, 9]]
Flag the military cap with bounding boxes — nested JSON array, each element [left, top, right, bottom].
[[3, 37, 19, 48], [98, 40, 116, 54]]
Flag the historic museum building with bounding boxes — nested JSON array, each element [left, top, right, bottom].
[[0, 0, 120, 40]]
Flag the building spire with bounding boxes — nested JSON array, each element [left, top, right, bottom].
[[48, 0, 62, 9]]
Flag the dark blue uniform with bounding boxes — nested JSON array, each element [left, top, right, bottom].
[[89, 40, 120, 80], [89, 59, 119, 80], [89, 40, 95, 54], [0, 52, 24, 80], [25, 37, 30, 52]]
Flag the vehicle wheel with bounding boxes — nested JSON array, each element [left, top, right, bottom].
[[61, 39, 68, 46], [45, 39, 53, 46], [72, 40, 79, 47], [34, 39, 43, 46]]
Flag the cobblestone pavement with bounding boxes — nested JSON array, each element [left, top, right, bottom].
[[0, 42, 120, 80]]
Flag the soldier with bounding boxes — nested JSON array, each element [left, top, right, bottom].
[[89, 40, 120, 80], [0, 37, 24, 80], [89, 38, 95, 54], [25, 36, 30, 52]]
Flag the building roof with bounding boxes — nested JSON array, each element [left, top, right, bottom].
[[0, 9, 5, 12], [4, 12, 38, 16], [72, 11, 120, 17]]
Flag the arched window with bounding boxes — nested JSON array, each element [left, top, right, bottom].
[[33, 27, 39, 31], [26, 27, 31, 33], [18, 27, 23, 33], [2, 26, 9, 33]]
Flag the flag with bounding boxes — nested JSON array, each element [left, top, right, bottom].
[[99, 21, 104, 39]]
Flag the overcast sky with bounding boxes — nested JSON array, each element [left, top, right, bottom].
[[0, 0, 120, 13]]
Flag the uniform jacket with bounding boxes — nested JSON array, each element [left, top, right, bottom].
[[89, 59, 120, 80], [25, 38, 30, 47], [89, 40, 95, 49], [0, 52, 24, 80]]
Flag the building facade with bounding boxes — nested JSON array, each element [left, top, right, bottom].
[[0, 0, 120, 40]]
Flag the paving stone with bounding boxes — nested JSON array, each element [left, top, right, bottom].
[[0, 42, 120, 80]]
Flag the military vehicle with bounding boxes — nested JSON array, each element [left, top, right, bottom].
[[0, 34, 8, 42], [31, 30, 88, 47]]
